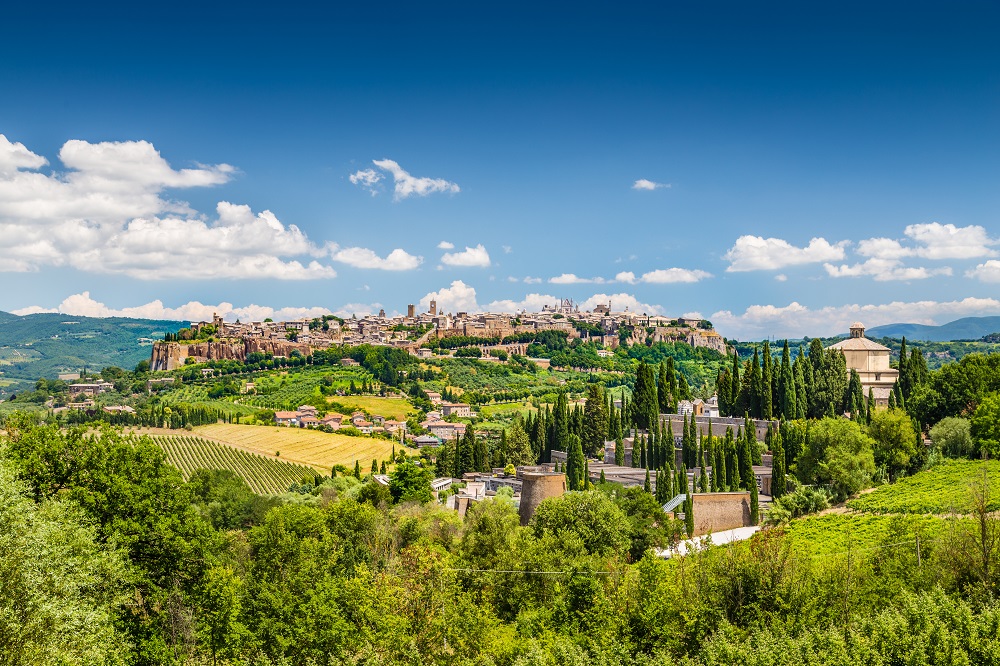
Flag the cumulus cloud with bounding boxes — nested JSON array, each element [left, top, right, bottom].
[[712, 297, 1000, 339], [824, 258, 952, 282], [437, 240, 454, 249], [524, 277, 542, 284], [775, 274, 787, 282], [580, 293, 663, 315], [350, 158, 459, 200], [440, 244, 491, 268], [967, 260, 1000, 283], [638, 268, 712, 284], [724, 235, 849, 272], [349, 168, 383, 195], [549, 273, 606, 285], [10, 291, 384, 322], [329, 246, 423, 271], [0, 134, 350, 280], [903, 222, 998, 260], [420, 280, 480, 313], [632, 179, 670, 191]]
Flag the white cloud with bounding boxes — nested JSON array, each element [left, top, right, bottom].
[[712, 296, 1000, 339], [524, 277, 542, 284], [421, 280, 480, 313], [904, 222, 998, 260], [437, 240, 454, 249], [632, 179, 670, 191], [486, 293, 560, 313], [502, 245, 512, 254], [549, 273, 606, 285], [329, 246, 422, 271], [362, 158, 459, 200], [824, 257, 952, 282], [724, 236, 849, 272], [774, 274, 787, 282], [967, 260, 1000, 283], [0, 135, 348, 280], [615, 271, 636, 284], [11, 291, 384, 322], [580, 293, 663, 315], [440, 244, 491, 268], [349, 168, 383, 195], [638, 268, 712, 284]]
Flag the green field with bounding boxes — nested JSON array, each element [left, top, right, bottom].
[[846, 459, 1000, 515], [325, 395, 414, 420], [781, 512, 949, 557], [149, 434, 317, 494]]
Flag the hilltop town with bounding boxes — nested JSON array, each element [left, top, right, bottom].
[[150, 297, 725, 371]]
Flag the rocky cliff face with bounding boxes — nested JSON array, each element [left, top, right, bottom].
[[149, 339, 316, 371]]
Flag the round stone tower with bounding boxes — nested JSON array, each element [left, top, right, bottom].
[[518, 472, 566, 525]]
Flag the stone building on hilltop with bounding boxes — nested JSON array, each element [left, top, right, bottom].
[[826, 322, 898, 407]]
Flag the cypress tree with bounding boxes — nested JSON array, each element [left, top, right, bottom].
[[566, 434, 585, 490], [737, 426, 753, 490], [750, 477, 759, 525], [713, 439, 724, 491], [779, 340, 796, 420], [771, 425, 786, 499], [761, 341, 773, 420], [644, 468, 651, 493], [666, 357, 679, 408], [658, 360, 671, 414], [552, 392, 569, 462], [371, 458, 378, 474], [584, 459, 590, 490], [729, 352, 741, 417], [380, 460, 387, 474], [354, 460, 361, 479], [614, 436, 624, 466], [794, 348, 808, 419], [717, 367, 732, 416], [698, 444, 708, 492], [677, 373, 692, 402], [684, 496, 694, 537], [725, 427, 737, 490], [666, 420, 675, 468], [750, 348, 763, 419], [866, 387, 875, 424], [639, 434, 647, 468]]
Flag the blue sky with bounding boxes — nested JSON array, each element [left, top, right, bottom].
[[2, 1, 999, 338]]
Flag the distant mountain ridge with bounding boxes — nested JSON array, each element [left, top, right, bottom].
[[864, 316, 1000, 342]]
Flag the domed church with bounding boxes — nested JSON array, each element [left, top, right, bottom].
[[826, 322, 898, 406]]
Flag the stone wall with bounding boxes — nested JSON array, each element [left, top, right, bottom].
[[691, 492, 751, 536]]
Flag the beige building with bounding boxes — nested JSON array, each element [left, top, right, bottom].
[[826, 322, 898, 406]]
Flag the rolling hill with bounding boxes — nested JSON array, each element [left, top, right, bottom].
[[863, 316, 1000, 342], [0, 311, 183, 395]]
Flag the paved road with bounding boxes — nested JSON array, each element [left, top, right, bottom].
[[658, 526, 761, 557]]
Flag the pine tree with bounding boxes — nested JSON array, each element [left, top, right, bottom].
[[770, 424, 786, 499]]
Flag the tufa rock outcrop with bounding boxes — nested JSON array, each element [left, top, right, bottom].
[[149, 339, 315, 371]]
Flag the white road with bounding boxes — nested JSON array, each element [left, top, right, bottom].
[[658, 526, 761, 557]]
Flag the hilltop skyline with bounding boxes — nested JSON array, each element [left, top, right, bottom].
[[2, 1, 999, 338]]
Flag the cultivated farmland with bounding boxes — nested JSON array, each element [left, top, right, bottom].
[[149, 434, 316, 494], [192, 423, 406, 471]]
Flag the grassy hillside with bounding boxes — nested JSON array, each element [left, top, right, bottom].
[[0, 311, 182, 395], [867, 316, 1000, 342], [190, 423, 408, 472], [846, 459, 1000, 514]]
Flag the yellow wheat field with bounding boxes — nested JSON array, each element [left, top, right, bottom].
[[189, 423, 409, 472]]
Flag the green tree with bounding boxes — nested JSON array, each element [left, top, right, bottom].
[[582, 383, 608, 457], [505, 418, 536, 467], [779, 340, 797, 421], [529, 492, 631, 557], [797, 417, 876, 501], [867, 408, 917, 479], [930, 417, 974, 458], [770, 425, 786, 499], [970, 392, 1000, 459], [614, 436, 624, 466], [565, 434, 586, 491], [198, 565, 245, 665], [761, 341, 773, 420], [389, 461, 433, 504]]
